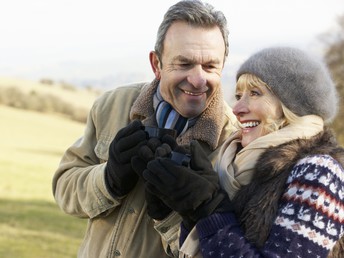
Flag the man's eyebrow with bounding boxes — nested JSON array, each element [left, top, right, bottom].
[[171, 55, 221, 64], [171, 55, 193, 63]]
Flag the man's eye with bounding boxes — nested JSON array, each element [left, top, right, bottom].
[[203, 64, 218, 71], [178, 63, 191, 67]]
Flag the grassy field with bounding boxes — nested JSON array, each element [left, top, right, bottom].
[[0, 76, 100, 110], [0, 105, 87, 258]]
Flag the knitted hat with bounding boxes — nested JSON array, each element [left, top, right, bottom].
[[236, 47, 338, 122]]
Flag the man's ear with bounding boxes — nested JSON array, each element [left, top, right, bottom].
[[149, 51, 161, 80]]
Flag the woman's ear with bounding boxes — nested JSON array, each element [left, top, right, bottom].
[[149, 51, 161, 80]]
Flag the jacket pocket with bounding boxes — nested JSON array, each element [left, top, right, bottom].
[[94, 136, 112, 163]]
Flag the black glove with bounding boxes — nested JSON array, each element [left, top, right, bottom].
[[131, 136, 175, 220], [143, 140, 232, 229], [131, 133, 179, 176], [155, 134, 191, 167], [105, 120, 147, 197], [131, 137, 162, 178]]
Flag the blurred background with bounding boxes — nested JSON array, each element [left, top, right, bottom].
[[0, 0, 343, 257]]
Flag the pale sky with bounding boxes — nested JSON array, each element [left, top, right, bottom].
[[0, 0, 343, 99]]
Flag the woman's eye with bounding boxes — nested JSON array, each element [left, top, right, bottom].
[[235, 94, 241, 100], [250, 90, 260, 96]]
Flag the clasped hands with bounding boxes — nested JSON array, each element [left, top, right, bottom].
[[105, 120, 231, 228]]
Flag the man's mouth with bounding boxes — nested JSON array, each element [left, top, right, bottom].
[[183, 90, 204, 96]]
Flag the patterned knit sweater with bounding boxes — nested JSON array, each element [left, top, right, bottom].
[[180, 129, 344, 257]]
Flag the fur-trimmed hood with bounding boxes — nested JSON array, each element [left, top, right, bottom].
[[232, 127, 344, 256]]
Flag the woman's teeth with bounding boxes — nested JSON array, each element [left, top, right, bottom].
[[241, 121, 260, 128]]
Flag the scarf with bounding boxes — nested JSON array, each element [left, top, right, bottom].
[[216, 115, 324, 199], [179, 115, 324, 258], [154, 85, 197, 136]]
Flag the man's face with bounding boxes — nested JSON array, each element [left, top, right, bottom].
[[151, 21, 226, 118]]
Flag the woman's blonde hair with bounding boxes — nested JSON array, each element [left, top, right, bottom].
[[236, 73, 300, 133]]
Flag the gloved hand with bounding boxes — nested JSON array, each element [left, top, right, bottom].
[[143, 140, 233, 229], [155, 134, 191, 166], [105, 120, 148, 197], [131, 134, 179, 176], [131, 137, 162, 178], [131, 135, 176, 220]]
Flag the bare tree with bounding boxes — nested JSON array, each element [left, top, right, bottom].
[[322, 14, 344, 146]]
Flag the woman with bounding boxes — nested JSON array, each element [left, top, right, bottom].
[[142, 46, 344, 257], [175, 47, 344, 257]]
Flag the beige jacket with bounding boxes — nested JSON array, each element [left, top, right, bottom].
[[52, 80, 236, 258]]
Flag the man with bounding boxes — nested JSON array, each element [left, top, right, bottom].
[[52, 0, 237, 257]]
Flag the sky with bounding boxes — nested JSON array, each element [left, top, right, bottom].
[[0, 0, 343, 99]]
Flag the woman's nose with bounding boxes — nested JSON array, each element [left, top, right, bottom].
[[232, 97, 249, 116]]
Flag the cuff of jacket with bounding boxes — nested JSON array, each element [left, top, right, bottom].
[[89, 163, 121, 218], [154, 212, 182, 256], [196, 212, 238, 239]]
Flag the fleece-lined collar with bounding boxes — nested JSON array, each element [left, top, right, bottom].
[[129, 79, 226, 150]]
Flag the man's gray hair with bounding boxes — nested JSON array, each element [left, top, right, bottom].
[[154, 0, 229, 63]]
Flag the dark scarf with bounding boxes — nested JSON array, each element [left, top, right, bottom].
[[231, 127, 344, 257], [153, 85, 197, 136]]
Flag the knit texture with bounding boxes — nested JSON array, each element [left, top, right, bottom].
[[153, 85, 197, 137], [236, 47, 338, 122], [194, 154, 344, 258], [155, 101, 189, 136]]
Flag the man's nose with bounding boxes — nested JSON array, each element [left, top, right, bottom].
[[187, 65, 207, 88]]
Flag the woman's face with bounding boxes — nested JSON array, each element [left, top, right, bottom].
[[232, 75, 283, 147]]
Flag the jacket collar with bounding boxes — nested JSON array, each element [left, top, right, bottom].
[[130, 79, 226, 150]]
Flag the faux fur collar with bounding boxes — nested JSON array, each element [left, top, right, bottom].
[[232, 127, 344, 249]]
